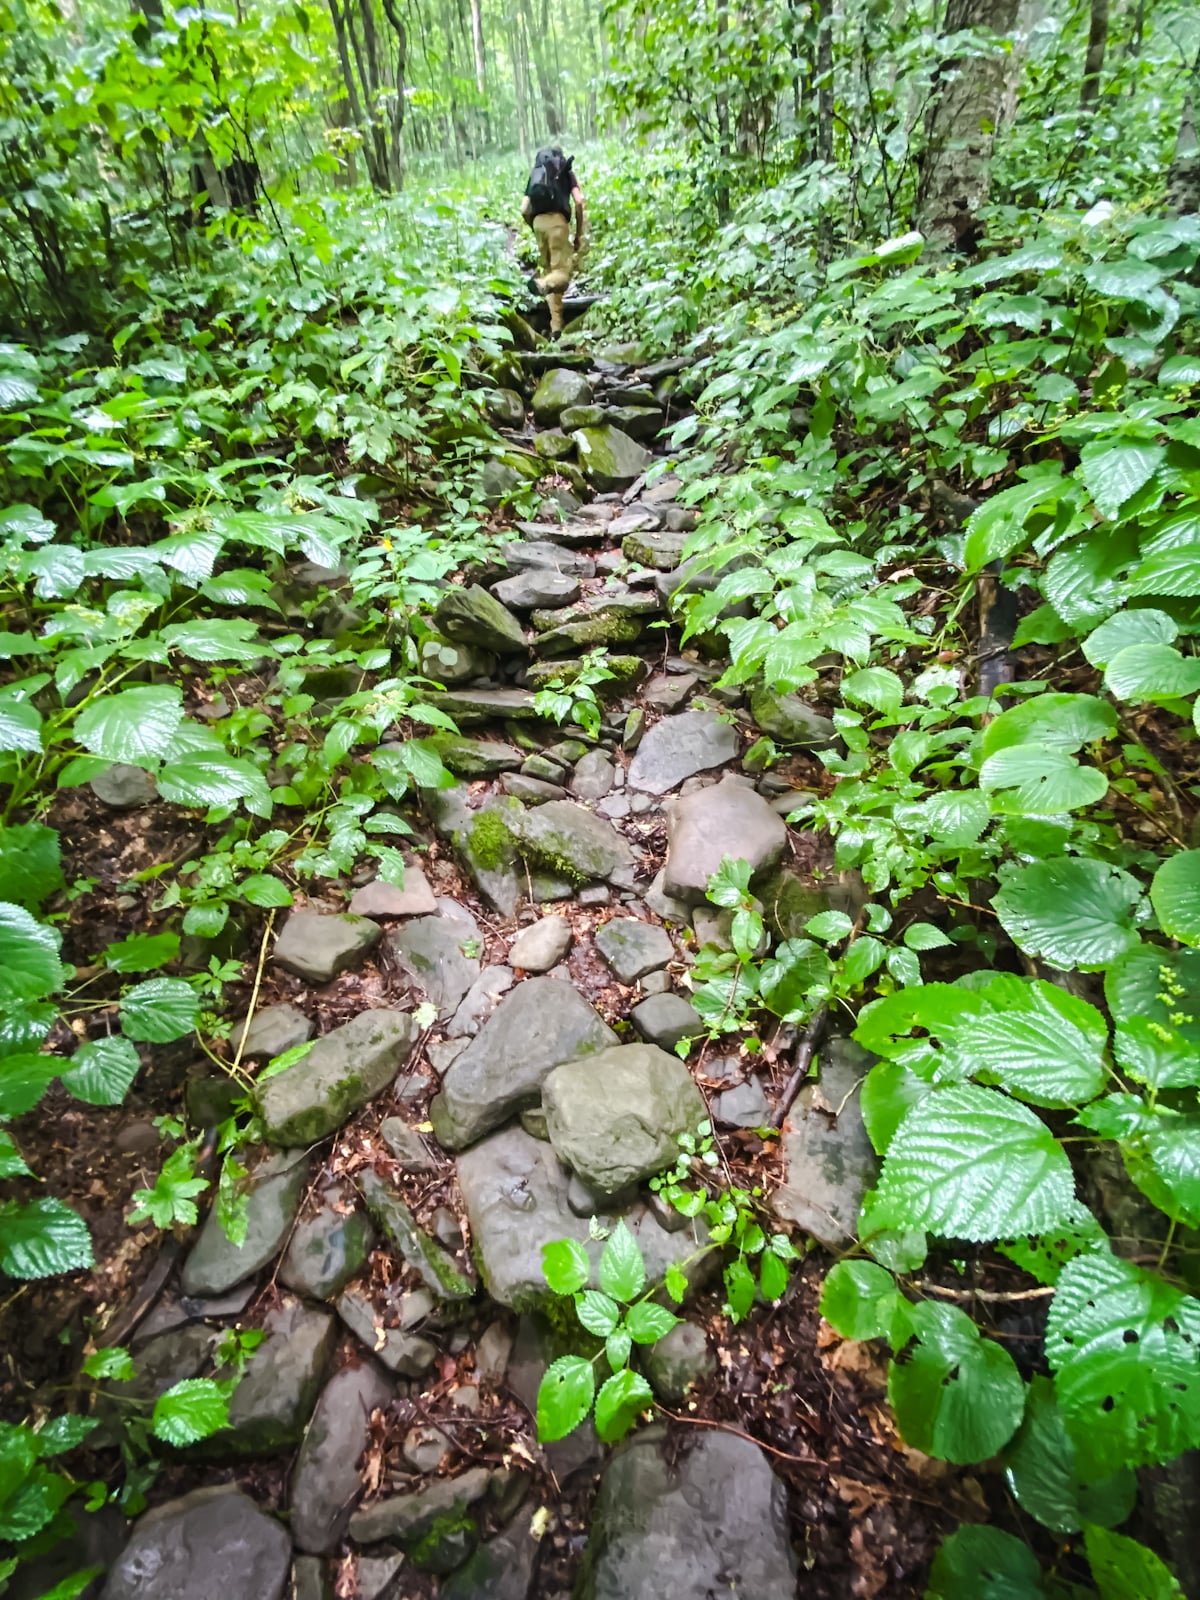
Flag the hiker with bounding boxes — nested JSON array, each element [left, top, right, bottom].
[[521, 145, 585, 338]]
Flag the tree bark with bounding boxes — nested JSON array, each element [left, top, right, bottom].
[[380, 0, 407, 188], [470, 0, 486, 96], [328, 0, 386, 190], [1168, 92, 1200, 216], [916, 0, 1021, 252], [1079, 0, 1108, 108]]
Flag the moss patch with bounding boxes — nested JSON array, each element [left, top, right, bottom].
[[463, 809, 514, 872]]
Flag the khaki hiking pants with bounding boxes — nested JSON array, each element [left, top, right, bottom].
[[533, 211, 574, 334]]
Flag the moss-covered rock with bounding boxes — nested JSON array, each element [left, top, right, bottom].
[[559, 403, 606, 430], [531, 367, 593, 426], [257, 1011, 419, 1146], [571, 425, 653, 492], [533, 428, 576, 460], [507, 799, 634, 884], [525, 654, 646, 693], [532, 610, 643, 656], [427, 734, 523, 777], [417, 633, 496, 685], [484, 387, 525, 427], [357, 1169, 474, 1301], [434, 584, 527, 656]]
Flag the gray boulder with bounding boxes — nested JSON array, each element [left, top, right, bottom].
[[750, 685, 838, 748], [594, 918, 673, 984], [348, 864, 438, 918], [417, 633, 496, 685], [627, 710, 738, 795], [455, 1125, 714, 1311], [621, 527, 688, 570], [572, 425, 653, 493], [543, 1043, 705, 1198], [429, 685, 541, 722], [349, 1465, 492, 1545], [101, 1486, 290, 1600], [358, 1168, 474, 1301], [662, 776, 787, 904], [91, 763, 157, 810], [426, 735, 524, 777], [485, 387, 525, 427], [570, 749, 616, 801], [448, 965, 516, 1037], [643, 1321, 714, 1404], [280, 1185, 375, 1299], [630, 993, 703, 1053], [532, 368, 593, 426], [509, 916, 573, 972], [390, 909, 482, 1018], [431, 977, 618, 1149], [603, 405, 662, 440], [219, 1300, 336, 1454], [440, 1515, 539, 1600], [232, 1003, 313, 1061], [533, 427, 577, 460], [435, 584, 527, 655], [497, 541, 596, 578], [336, 1287, 437, 1377], [291, 1362, 394, 1553], [559, 403, 606, 430], [491, 569, 581, 610], [181, 1148, 308, 1296], [576, 1429, 796, 1600], [507, 799, 635, 884], [273, 912, 381, 984], [257, 1010, 418, 1146], [772, 1037, 879, 1250]]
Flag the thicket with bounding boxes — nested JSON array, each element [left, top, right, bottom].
[[2, 0, 1200, 1593]]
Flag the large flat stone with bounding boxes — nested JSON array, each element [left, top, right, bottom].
[[627, 711, 738, 795], [543, 1044, 706, 1198], [577, 1428, 796, 1600], [102, 1485, 291, 1600], [750, 685, 838, 749], [497, 542, 596, 578], [273, 913, 381, 984], [456, 1125, 713, 1311], [181, 1148, 309, 1296], [335, 1287, 438, 1376], [662, 777, 787, 905], [348, 865, 438, 918], [232, 1003, 313, 1061], [772, 1038, 879, 1250], [507, 799, 635, 884], [426, 736, 524, 777], [572, 425, 653, 493], [532, 367, 593, 426], [431, 977, 618, 1149], [491, 569, 582, 610], [257, 1011, 419, 1146], [219, 1300, 336, 1454], [429, 687, 542, 723], [348, 1467, 492, 1545], [357, 1168, 474, 1301], [594, 918, 674, 983], [435, 584, 527, 655], [280, 1184, 375, 1300], [389, 908, 482, 1019], [291, 1363, 394, 1553]]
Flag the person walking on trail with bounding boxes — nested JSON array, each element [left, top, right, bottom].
[[521, 145, 585, 339]]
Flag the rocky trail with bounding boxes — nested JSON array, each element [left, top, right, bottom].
[[17, 338, 975, 1600]]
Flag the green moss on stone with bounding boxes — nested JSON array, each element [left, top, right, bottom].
[[464, 809, 514, 872]]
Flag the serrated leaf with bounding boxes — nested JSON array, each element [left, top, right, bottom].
[[665, 1262, 688, 1304], [946, 976, 1109, 1108], [994, 858, 1143, 970], [605, 1327, 632, 1372], [1113, 1019, 1200, 1090], [598, 1221, 645, 1302], [1084, 1524, 1185, 1600], [1150, 851, 1200, 947], [0, 903, 64, 1004], [1003, 1375, 1135, 1534], [982, 692, 1117, 758], [1105, 643, 1200, 703], [1080, 440, 1165, 519], [0, 1198, 93, 1278], [0, 1052, 61, 1117], [927, 1525, 1046, 1598], [980, 746, 1108, 815], [542, 1237, 590, 1297], [182, 901, 230, 939], [820, 1260, 910, 1344], [861, 1060, 929, 1156], [82, 1347, 134, 1380], [0, 1133, 31, 1178], [0, 697, 43, 754], [575, 1289, 620, 1337], [724, 1257, 756, 1322], [0, 823, 62, 913], [536, 1355, 595, 1443], [805, 910, 853, 943], [706, 856, 753, 908], [34, 1413, 101, 1457], [1127, 542, 1200, 598], [151, 1378, 230, 1446], [888, 1300, 1025, 1463], [74, 685, 183, 765], [102, 932, 179, 972], [903, 922, 953, 951], [153, 528, 224, 584], [239, 874, 292, 908], [841, 666, 904, 713], [156, 753, 271, 813], [59, 1037, 141, 1106], [874, 1084, 1079, 1240], [1046, 1253, 1200, 1475], [160, 619, 267, 663], [594, 1368, 653, 1443], [759, 1249, 789, 1301], [963, 464, 1064, 572], [119, 978, 198, 1043], [625, 1301, 680, 1345], [1083, 608, 1177, 667]]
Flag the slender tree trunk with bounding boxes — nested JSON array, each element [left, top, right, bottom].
[[816, 0, 834, 265], [380, 0, 407, 188], [356, 0, 392, 188], [1079, 0, 1108, 107], [329, 0, 386, 189], [530, 0, 562, 134], [1169, 91, 1200, 216], [916, 0, 1021, 252]]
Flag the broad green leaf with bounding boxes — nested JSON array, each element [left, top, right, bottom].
[[102, 932, 179, 972], [151, 1378, 230, 1446], [759, 938, 833, 1020], [706, 856, 753, 908], [594, 1369, 654, 1443], [82, 1347, 134, 1380], [536, 1355, 595, 1443], [946, 977, 1109, 1108], [34, 1414, 100, 1457], [0, 1133, 30, 1178], [927, 1525, 1046, 1599], [0, 903, 63, 1004], [542, 1238, 590, 1297], [606, 1327, 632, 1372], [1080, 440, 1165, 519], [805, 910, 854, 943], [1105, 945, 1200, 1039], [182, 901, 230, 939], [963, 464, 1063, 572], [841, 666, 904, 713], [119, 978, 198, 1043], [874, 1084, 1079, 1240], [598, 1221, 645, 1302], [625, 1301, 680, 1344], [903, 922, 953, 951], [0, 698, 42, 754], [1084, 1524, 1184, 1600], [860, 1060, 929, 1155], [160, 620, 266, 663], [156, 753, 271, 813], [1083, 608, 1177, 667], [153, 528, 224, 584], [993, 858, 1143, 970], [0, 822, 60, 910], [239, 874, 293, 908], [724, 1257, 756, 1321], [1105, 643, 1200, 703], [759, 1249, 789, 1301], [888, 1301, 1025, 1463], [59, 1037, 141, 1106], [980, 746, 1108, 815], [914, 791, 991, 847], [1113, 1018, 1200, 1090], [0, 1423, 37, 1513], [1150, 851, 1200, 947], [1079, 1095, 1200, 1226], [1046, 1253, 1200, 1475], [0, 1198, 93, 1278], [575, 1290, 620, 1337], [74, 686, 183, 765], [820, 1260, 910, 1345], [981, 693, 1117, 758], [1003, 1376, 1135, 1534], [996, 1211, 1110, 1286], [1127, 542, 1200, 598], [0, 1003, 53, 1061], [0, 1053, 61, 1117]]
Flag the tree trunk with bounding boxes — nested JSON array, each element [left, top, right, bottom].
[[470, 0, 486, 96], [815, 0, 834, 265], [916, 0, 1021, 252], [380, 0, 407, 188], [1079, 0, 1108, 108], [531, 0, 562, 135], [1168, 92, 1200, 216], [328, 0, 386, 190]]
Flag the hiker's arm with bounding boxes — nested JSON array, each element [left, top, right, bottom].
[[571, 185, 585, 251], [520, 195, 532, 225]]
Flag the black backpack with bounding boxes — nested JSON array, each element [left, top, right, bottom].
[[526, 148, 573, 217]]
